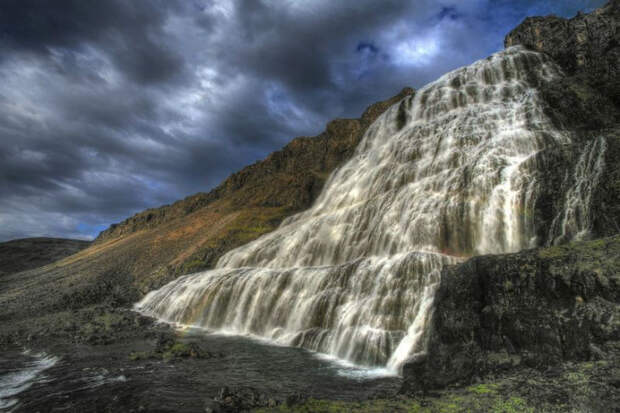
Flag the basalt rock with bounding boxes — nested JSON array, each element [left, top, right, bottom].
[[402, 235, 620, 392], [504, 2, 620, 244], [210, 386, 280, 412], [504, 7, 620, 245], [505, 0, 620, 110]]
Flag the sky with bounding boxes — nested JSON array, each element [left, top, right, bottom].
[[0, 0, 607, 242]]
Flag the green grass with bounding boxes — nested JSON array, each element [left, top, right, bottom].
[[254, 384, 537, 413], [467, 383, 499, 395]]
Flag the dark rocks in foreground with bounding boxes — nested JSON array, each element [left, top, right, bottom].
[[403, 236, 620, 395]]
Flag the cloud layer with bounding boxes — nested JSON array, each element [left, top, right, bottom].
[[0, 0, 606, 241]]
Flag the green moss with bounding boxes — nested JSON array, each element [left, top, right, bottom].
[[467, 383, 499, 394], [254, 386, 538, 413], [182, 259, 207, 273], [76, 310, 129, 342], [255, 398, 424, 413], [491, 397, 534, 413], [538, 236, 614, 259], [564, 371, 588, 384], [216, 207, 288, 247], [162, 342, 200, 360], [538, 244, 569, 259], [128, 351, 152, 361]]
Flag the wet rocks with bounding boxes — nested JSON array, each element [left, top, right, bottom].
[[503, 1, 620, 244]]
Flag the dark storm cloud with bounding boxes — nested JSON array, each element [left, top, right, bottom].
[[0, 0, 607, 241], [0, 0, 184, 84]]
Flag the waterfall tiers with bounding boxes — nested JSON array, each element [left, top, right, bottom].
[[136, 46, 605, 373]]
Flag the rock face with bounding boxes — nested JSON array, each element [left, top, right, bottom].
[[505, 0, 620, 109], [504, 1, 620, 244], [0, 238, 90, 277], [402, 235, 620, 391]]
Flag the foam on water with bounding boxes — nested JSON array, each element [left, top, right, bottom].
[[0, 351, 58, 411], [550, 136, 607, 244]]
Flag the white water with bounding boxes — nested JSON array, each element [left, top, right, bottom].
[[550, 136, 607, 244], [137, 46, 583, 373], [0, 351, 58, 411]]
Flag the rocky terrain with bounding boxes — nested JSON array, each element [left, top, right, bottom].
[[505, 0, 620, 109], [0, 2, 618, 412], [0, 237, 90, 277], [402, 236, 620, 407]]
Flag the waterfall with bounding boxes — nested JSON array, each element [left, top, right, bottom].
[[136, 46, 575, 372], [550, 136, 607, 245]]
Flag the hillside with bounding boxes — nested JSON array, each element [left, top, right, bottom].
[[0, 237, 90, 276]]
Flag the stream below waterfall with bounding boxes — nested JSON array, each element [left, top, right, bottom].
[[2, 328, 401, 412]]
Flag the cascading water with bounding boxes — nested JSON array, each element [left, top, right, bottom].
[[550, 136, 607, 245], [136, 46, 579, 373]]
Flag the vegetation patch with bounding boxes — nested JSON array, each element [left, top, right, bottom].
[[255, 385, 538, 413]]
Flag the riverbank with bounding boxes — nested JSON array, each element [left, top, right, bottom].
[[1, 299, 617, 412]]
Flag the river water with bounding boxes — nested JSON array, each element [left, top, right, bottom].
[[1, 328, 401, 412]]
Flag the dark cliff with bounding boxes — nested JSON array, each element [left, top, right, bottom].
[[403, 236, 620, 386], [505, 0, 620, 109], [504, 1, 620, 243]]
